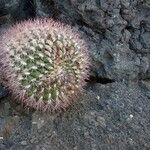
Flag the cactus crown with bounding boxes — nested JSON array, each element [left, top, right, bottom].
[[0, 19, 90, 111]]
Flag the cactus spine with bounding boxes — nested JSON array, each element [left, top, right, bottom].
[[0, 18, 90, 112]]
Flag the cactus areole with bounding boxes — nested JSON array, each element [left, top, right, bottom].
[[0, 19, 90, 112]]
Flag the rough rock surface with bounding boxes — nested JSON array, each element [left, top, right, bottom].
[[0, 0, 150, 150]]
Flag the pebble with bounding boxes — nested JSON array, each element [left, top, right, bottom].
[[21, 140, 27, 145]]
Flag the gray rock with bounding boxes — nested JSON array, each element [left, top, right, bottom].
[[49, 0, 149, 81]]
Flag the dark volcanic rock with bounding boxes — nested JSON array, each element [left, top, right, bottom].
[[52, 0, 150, 81], [0, 0, 35, 26], [0, 85, 7, 99], [34, 0, 58, 18], [0, 0, 150, 150]]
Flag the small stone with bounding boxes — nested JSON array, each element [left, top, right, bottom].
[[21, 140, 27, 145], [129, 114, 133, 118], [96, 95, 100, 100], [30, 139, 34, 144], [97, 116, 106, 127], [32, 121, 37, 124]]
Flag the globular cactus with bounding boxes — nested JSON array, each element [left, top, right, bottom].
[[0, 18, 90, 112]]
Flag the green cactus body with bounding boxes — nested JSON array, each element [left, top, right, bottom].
[[0, 19, 90, 112]]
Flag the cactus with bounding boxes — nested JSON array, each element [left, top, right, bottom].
[[0, 18, 90, 112]]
